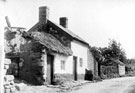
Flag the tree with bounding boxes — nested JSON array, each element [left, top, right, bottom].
[[90, 39, 127, 77], [108, 39, 127, 63], [91, 47, 104, 63]]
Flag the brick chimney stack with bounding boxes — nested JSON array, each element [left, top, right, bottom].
[[39, 6, 49, 25], [60, 17, 68, 28]]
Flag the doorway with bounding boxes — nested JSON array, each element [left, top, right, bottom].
[[73, 56, 77, 80], [47, 54, 54, 84]]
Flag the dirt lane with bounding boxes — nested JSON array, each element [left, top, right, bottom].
[[70, 77, 135, 93]]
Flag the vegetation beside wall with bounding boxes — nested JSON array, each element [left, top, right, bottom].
[[53, 74, 86, 85], [91, 39, 127, 79], [100, 65, 119, 79], [53, 74, 73, 85]]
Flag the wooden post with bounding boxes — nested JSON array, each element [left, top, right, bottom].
[[5, 16, 11, 27]]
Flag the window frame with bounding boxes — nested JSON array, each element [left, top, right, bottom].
[[79, 58, 83, 67], [61, 60, 66, 70]]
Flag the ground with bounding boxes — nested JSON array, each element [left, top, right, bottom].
[[70, 77, 135, 93], [14, 80, 90, 93], [14, 77, 135, 93]]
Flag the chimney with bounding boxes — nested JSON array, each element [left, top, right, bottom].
[[60, 17, 68, 28], [39, 6, 49, 25]]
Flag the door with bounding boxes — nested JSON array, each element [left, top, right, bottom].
[[73, 56, 77, 80], [47, 54, 54, 84]]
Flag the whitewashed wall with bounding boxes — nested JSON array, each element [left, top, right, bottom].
[[41, 50, 47, 80], [54, 54, 73, 74], [53, 40, 94, 75], [71, 40, 88, 74], [118, 65, 125, 76], [87, 50, 95, 72]]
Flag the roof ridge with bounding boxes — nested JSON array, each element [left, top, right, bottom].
[[48, 20, 89, 45]]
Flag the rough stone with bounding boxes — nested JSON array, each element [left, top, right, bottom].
[[3, 69, 7, 75], [3, 81, 10, 86], [4, 89, 10, 93], [15, 85, 20, 91], [4, 84, 11, 89], [4, 65, 9, 70], [4, 75, 14, 82], [10, 87, 16, 93], [10, 81, 14, 85], [4, 59, 11, 65]]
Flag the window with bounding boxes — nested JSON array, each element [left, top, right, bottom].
[[79, 58, 83, 67], [61, 60, 66, 70]]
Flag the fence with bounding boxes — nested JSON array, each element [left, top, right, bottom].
[[101, 65, 119, 78]]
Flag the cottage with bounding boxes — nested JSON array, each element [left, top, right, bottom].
[[5, 6, 94, 85]]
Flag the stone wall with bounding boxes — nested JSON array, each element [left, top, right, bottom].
[[18, 52, 46, 85], [4, 59, 16, 93], [53, 73, 86, 85], [4, 27, 47, 85]]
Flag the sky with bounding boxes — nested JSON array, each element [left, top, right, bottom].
[[1, 0, 135, 58]]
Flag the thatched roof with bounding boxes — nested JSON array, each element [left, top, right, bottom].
[[28, 20, 89, 45], [47, 20, 89, 45], [30, 31, 73, 56]]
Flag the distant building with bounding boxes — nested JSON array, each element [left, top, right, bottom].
[[101, 58, 125, 77]]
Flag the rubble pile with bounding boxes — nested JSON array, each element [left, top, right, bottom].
[[47, 80, 91, 93], [59, 80, 91, 92], [3, 59, 16, 93]]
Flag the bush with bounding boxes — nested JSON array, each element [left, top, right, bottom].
[[52, 78, 64, 85], [126, 71, 135, 77], [52, 74, 67, 85], [100, 74, 107, 79], [108, 74, 119, 78], [93, 75, 102, 81]]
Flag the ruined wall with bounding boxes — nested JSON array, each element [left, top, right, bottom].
[[15, 40, 47, 85], [5, 27, 47, 85]]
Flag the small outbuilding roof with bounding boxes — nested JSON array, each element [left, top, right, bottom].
[[110, 58, 125, 66], [102, 58, 125, 66]]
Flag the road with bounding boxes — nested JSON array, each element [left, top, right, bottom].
[[70, 77, 135, 93]]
